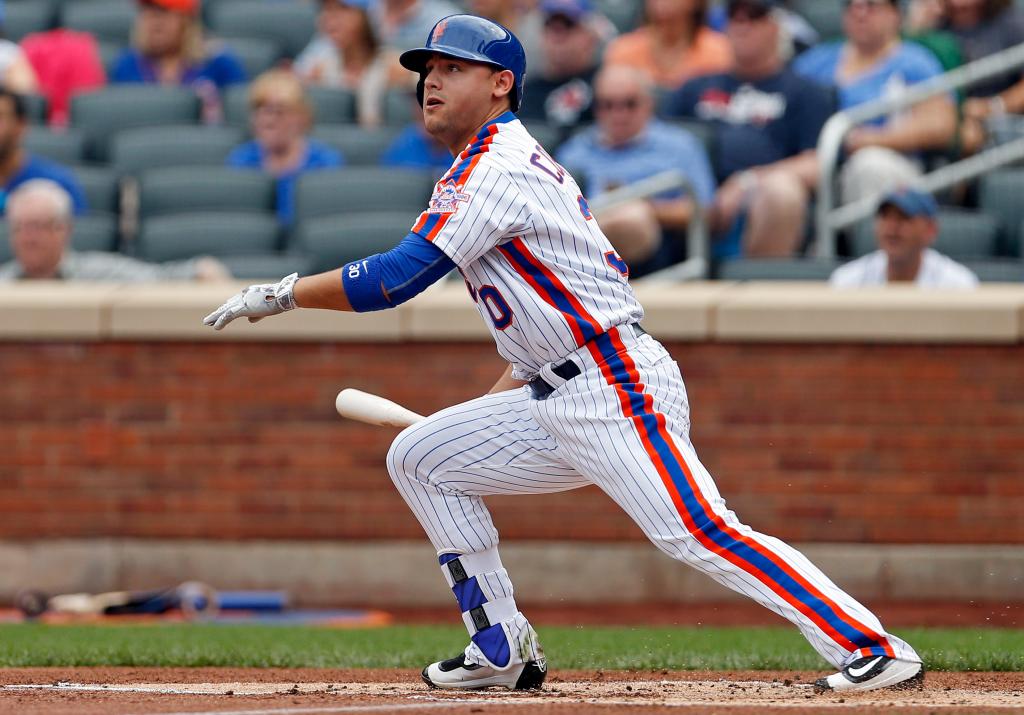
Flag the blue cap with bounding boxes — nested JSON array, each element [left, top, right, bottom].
[[878, 187, 938, 219], [541, 0, 592, 21]]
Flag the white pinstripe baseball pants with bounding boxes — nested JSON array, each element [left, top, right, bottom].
[[386, 327, 920, 670]]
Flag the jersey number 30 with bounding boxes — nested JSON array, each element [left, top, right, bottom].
[[465, 278, 514, 331]]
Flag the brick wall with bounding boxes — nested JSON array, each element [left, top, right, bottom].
[[2, 340, 1021, 543]]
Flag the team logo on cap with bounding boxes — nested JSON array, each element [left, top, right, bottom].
[[432, 19, 449, 42], [427, 180, 470, 214]]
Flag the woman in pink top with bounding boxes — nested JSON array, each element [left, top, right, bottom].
[[604, 0, 732, 90]]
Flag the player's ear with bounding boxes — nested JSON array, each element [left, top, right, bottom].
[[492, 68, 515, 105]]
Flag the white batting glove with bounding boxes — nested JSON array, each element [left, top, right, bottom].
[[203, 272, 299, 330]]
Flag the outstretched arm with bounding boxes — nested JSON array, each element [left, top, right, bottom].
[[204, 234, 455, 330]]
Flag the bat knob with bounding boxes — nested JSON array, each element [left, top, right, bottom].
[[14, 589, 49, 618]]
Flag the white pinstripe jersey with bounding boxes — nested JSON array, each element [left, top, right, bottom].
[[410, 112, 644, 380]]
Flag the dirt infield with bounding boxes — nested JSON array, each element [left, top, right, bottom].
[[1, 668, 1022, 715]]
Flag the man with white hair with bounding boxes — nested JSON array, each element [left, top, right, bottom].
[[0, 179, 231, 281]]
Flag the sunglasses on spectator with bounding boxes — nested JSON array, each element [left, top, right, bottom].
[[596, 97, 642, 112], [727, 4, 770, 21], [544, 14, 580, 31]]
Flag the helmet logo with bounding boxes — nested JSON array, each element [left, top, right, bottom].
[[432, 19, 449, 42]]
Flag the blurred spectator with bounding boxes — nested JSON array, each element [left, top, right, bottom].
[[111, 0, 247, 121], [603, 0, 732, 91], [912, 0, 1024, 153], [0, 90, 86, 215], [707, 0, 821, 55], [830, 187, 977, 287], [381, 91, 452, 176], [793, 0, 956, 204], [295, 0, 393, 127], [668, 0, 835, 258], [902, 0, 963, 72], [465, 0, 545, 61], [227, 70, 344, 226], [370, 0, 461, 52], [0, 179, 230, 282], [557, 65, 715, 277], [21, 28, 106, 127], [517, 0, 602, 134], [0, 1, 38, 95]]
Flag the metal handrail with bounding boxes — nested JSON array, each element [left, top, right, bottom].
[[816, 42, 1024, 258], [589, 169, 708, 281]]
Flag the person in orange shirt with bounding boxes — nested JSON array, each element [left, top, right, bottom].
[[603, 0, 732, 90]]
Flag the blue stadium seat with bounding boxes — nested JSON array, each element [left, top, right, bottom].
[[219, 252, 315, 279], [137, 166, 275, 218], [71, 165, 120, 215], [60, 0, 135, 45], [4, 0, 56, 42], [310, 125, 402, 166], [222, 37, 282, 79], [71, 86, 202, 161], [137, 211, 281, 262], [24, 127, 87, 165], [293, 212, 411, 273], [110, 124, 246, 174], [716, 258, 842, 281], [964, 258, 1024, 283], [979, 170, 1024, 257], [208, 0, 316, 59], [295, 168, 434, 221]]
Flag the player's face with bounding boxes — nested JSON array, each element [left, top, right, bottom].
[[875, 205, 936, 265], [421, 56, 506, 148], [9, 195, 70, 279]]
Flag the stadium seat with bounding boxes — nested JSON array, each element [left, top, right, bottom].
[[224, 84, 357, 127], [137, 166, 275, 218], [383, 89, 417, 125], [71, 86, 201, 161], [850, 208, 1000, 259], [71, 165, 120, 215], [594, 0, 641, 33], [979, 170, 1024, 256], [208, 0, 316, 59], [23, 94, 48, 125], [97, 40, 122, 78], [137, 211, 281, 262], [222, 37, 282, 80], [24, 127, 87, 165], [219, 251, 315, 279], [295, 168, 434, 221], [110, 124, 245, 174], [60, 0, 135, 46], [294, 212, 412, 273], [715, 257, 841, 281], [0, 211, 117, 263], [310, 125, 402, 166], [789, 0, 844, 41], [964, 258, 1024, 283], [4, 0, 56, 42]]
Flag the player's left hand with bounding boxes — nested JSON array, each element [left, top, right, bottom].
[[203, 272, 299, 330]]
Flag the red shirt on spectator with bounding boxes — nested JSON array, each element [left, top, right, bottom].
[[21, 29, 107, 127]]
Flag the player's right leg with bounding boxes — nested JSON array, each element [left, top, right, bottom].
[[385, 385, 589, 690]]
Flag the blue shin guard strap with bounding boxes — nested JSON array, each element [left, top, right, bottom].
[[472, 623, 511, 668], [452, 576, 487, 612]]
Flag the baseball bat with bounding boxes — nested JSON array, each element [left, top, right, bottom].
[[335, 388, 425, 428]]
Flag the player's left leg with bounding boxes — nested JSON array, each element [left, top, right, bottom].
[[532, 326, 922, 693], [386, 385, 589, 690]]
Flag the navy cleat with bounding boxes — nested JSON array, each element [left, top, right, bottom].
[[421, 652, 547, 691], [814, 655, 924, 694]]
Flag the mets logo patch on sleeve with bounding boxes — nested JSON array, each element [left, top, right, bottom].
[[427, 180, 471, 214]]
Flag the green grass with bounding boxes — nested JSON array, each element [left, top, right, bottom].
[[1, 624, 1021, 671]]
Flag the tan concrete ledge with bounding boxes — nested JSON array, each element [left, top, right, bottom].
[[4, 281, 1024, 344], [0, 539, 1017, 607], [715, 282, 1024, 343]]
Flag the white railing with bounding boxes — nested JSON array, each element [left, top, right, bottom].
[[590, 169, 709, 281], [816, 42, 1024, 258]]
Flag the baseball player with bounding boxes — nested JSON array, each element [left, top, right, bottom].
[[204, 14, 924, 695]]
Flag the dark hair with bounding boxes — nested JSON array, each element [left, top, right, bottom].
[[985, 0, 1012, 20], [645, 0, 707, 44], [0, 89, 27, 121]]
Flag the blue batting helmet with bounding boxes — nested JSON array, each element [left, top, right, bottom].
[[399, 14, 527, 112]]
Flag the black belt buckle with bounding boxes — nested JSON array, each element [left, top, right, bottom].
[[529, 359, 581, 400]]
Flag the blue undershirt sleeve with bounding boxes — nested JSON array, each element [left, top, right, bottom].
[[342, 233, 457, 312]]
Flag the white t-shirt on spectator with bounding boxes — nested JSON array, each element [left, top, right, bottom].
[[830, 248, 979, 288]]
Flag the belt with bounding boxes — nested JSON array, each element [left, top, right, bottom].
[[528, 323, 646, 400]]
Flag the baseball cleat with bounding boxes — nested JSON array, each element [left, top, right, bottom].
[[814, 656, 924, 694], [421, 652, 547, 690]]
